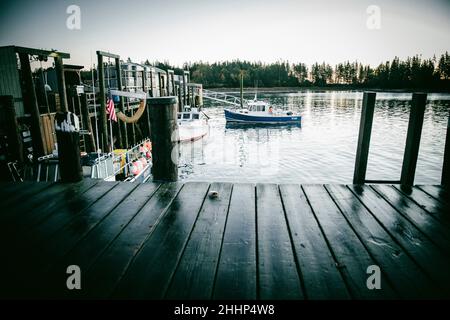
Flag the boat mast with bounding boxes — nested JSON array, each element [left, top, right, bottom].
[[240, 71, 244, 108]]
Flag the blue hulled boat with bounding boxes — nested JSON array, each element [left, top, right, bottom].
[[224, 100, 301, 124]]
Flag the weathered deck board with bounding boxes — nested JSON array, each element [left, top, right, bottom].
[[0, 181, 449, 300], [302, 185, 397, 299], [112, 182, 210, 299], [417, 185, 449, 204], [348, 185, 450, 297], [165, 182, 233, 299], [372, 185, 450, 254], [256, 183, 304, 299], [326, 184, 441, 299], [213, 183, 257, 300], [279, 184, 350, 299]]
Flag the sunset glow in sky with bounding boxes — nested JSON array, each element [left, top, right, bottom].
[[0, 0, 449, 68]]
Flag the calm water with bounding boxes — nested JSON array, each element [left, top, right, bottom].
[[178, 91, 450, 184]]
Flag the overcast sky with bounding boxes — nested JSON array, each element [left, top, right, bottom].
[[0, 0, 449, 68]]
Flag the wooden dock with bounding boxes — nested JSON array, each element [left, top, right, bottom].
[[0, 180, 449, 299]]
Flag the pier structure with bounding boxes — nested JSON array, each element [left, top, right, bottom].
[[0, 46, 203, 182]]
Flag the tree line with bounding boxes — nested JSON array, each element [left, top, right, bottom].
[[180, 52, 450, 90]]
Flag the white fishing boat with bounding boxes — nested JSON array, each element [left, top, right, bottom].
[[176, 107, 209, 142]]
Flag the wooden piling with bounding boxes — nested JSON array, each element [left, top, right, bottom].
[[54, 56, 68, 112], [18, 52, 45, 158], [353, 92, 376, 184], [55, 112, 82, 182], [441, 110, 450, 186], [0, 95, 23, 163], [149, 96, 178, 182], [400, 93, 427, 186]]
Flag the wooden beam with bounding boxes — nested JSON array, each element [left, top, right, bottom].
[[18, 52, 45, 158], [54, 56, 68, 112], [353, 92, 376, 184], [114, 57, 126, 149], [400, 93, 427, 186], [97, 53, 107, 151], [96, 51, 120, 59], [13, 46, 70, 59], [441, 110, 450, 186]]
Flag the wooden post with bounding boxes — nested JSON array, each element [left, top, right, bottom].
[[79, 93, 96, 152], [0, 95, 23, 163], [142, 70, 151, 139], [55, 112, 82, 182], [114, 57, 127, 149], [183, 72, 188, 106], [353, 92, 376, 184], [54, 56, 68, 112], [18, 52, 45, 158], [149, 96, 178, 181], [400, 93, 427, 186], [441, 111, 450, 186], [97, 53, 107, 152], [178, 85, 183, 112]]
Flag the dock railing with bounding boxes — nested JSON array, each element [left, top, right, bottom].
[[353, 91, 450, 186]]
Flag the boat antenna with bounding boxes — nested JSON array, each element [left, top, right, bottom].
[[254, 80, 258, 101], [240, 71, 244, 108]]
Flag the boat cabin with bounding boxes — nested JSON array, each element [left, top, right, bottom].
[[178, 112, 201, 121], [247, 101, 269, 112]]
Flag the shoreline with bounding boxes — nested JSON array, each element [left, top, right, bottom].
[[206, 86, 450, 94]]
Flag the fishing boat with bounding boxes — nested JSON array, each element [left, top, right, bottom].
[[224, 75, 301, 124], [176, 107, 209, 142], [224, 100, 301, 124]]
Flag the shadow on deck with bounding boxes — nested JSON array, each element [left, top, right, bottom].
[[0, 180, 449, 299]]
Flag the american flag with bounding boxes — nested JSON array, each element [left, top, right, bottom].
[[106, 98, 117, 122]]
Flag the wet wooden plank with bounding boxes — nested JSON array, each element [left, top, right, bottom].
[[44, 183, 161, 297], [5, 182, 132, 297], [348, 184, 450, 297], [0, 179, 100, 238], [302, 185, 397, 299], [0, 182, 53, 210], [326, 184, 441, 298], [279, 184, 350, 300], [213, 183, 257, 300], [256, 183, 304, 300], [372, 185, 450, 254], [165, 182, 233, 299], [393, 185, 450, 226], [82, 182, 183, 298], [112, 182, 210, 299], [417, 185, 449, 205]]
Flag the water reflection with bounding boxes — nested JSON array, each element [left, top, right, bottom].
[[178, 91, 450, 184]]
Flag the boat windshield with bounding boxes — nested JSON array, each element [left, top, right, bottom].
[[192, 113, 200, 120]]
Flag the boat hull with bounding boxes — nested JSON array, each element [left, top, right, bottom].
[[224, 109, 301, 124]]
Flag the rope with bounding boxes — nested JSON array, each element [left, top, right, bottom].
[[117, 100, 146, 123]]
